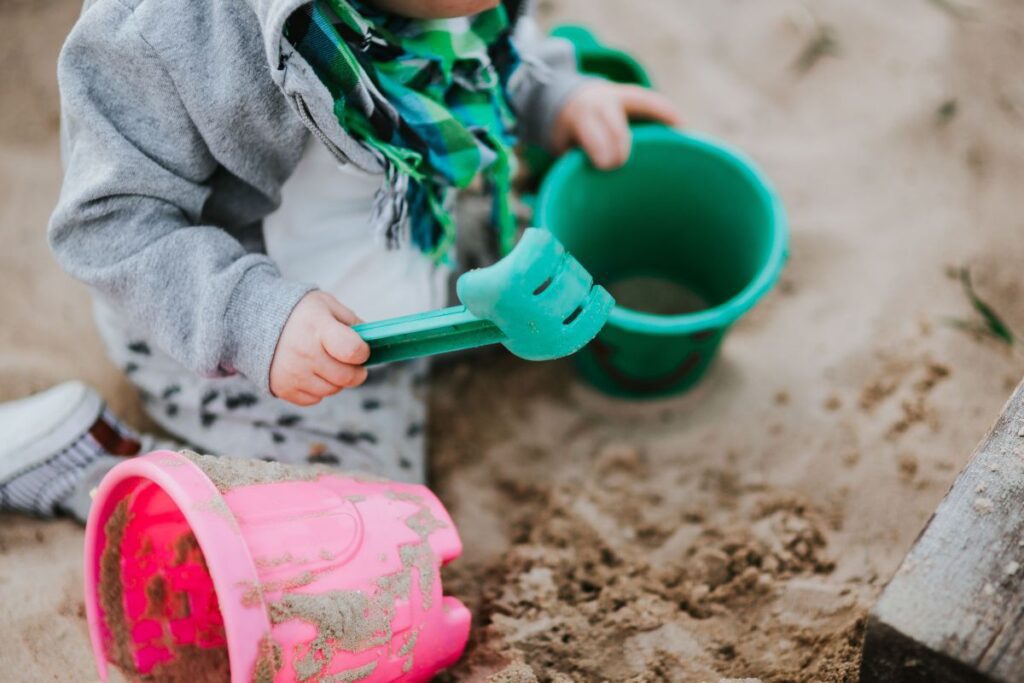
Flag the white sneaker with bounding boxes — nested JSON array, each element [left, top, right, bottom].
[[0, 381, 103, 482]]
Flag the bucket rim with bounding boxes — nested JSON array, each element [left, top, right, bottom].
[[83, 451, 271, 683], [536, 125, 789, 336]]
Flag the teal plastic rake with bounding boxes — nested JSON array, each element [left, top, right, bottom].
[[354, 229, 615, 365]]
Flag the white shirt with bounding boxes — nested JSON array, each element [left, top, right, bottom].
[[263, 139, 450, 322]]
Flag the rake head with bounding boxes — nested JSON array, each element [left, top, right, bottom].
[[456, 228, 615, 361]]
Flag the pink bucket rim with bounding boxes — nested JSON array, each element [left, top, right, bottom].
[[83, 451, 272, 682]]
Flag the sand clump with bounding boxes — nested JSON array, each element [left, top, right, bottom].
[[182, 451, 338, 492], [252, 635, 284, 683], [144, 646, 231, 683], [456, 484, 855, 681], [182, 450, 385, 493], [99, 500, 137, 677]]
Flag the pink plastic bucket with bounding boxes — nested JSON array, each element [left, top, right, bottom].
[[83, 451, 470, 682]]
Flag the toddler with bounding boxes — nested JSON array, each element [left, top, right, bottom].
[[0, 0, 679, 521]]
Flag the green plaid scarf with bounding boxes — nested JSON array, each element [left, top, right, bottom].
[[287, 0, 521, 261]]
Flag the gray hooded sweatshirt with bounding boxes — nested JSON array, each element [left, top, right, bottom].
[[49, 0, 584, 393]]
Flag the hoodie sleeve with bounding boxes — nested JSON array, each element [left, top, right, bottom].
[[506, 7, 591, 151], [48, 0, 314, 393]]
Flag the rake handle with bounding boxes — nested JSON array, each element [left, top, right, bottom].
[[354, 306, 507, 366]]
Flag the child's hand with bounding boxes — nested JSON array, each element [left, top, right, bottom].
[[270, 291, 370, 406], [551, 81, 683, 170]]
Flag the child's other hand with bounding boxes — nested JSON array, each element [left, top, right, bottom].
[[552, 81, 682, 170], [270, 291, 370, 406]]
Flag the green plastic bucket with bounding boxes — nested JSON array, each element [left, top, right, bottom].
[[535, 126, 788, 398]]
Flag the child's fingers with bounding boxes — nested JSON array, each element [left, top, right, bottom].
[[576, 114, 618, 170], [617, 85, 683, 126], [322, 324, 372, 365], [598, 105, 632, 168], [337, 365, 370, 390], [315, 357, 369, 389], [288, 390, 323, 407], [303, 374, 342, 399]]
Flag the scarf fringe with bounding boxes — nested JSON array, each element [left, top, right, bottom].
[[371, 164, 411, 250]]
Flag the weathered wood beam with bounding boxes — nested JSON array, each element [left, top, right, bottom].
[[861, 380, 1024, 682]]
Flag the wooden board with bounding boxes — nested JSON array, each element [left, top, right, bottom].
[[860, 380, 1024, 682]]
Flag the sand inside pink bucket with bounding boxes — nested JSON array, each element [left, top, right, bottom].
[[98, 499, 231, 682]]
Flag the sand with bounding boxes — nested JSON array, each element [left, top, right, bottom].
[[3, 0, 1024, 680]]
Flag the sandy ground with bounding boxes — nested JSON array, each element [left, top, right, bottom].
[[3, 0, 1024, 681]]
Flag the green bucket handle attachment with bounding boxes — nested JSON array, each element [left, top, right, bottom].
[[354, 228, 615, 365], [551, 25, 653, 88]]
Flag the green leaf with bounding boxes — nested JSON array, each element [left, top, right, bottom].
[[958, 268, 1015, 346]]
